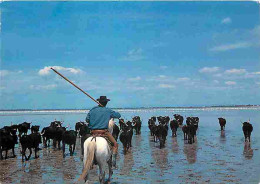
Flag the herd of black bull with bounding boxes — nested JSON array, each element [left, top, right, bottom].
[[0, 115, 254, 161]]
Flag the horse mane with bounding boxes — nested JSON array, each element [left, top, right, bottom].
[[108, 118, 114, 134]]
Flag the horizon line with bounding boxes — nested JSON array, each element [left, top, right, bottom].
[[0, 104, 259, 111]]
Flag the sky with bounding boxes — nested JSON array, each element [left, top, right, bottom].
[[0, 1, 260, 109]]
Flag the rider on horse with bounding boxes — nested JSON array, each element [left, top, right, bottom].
[[86, 96, 121, 167]]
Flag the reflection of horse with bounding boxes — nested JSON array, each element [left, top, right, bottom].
[[243, 142, 253, 159], [78, 119, 114, 184], [183, 143, 198, 164]]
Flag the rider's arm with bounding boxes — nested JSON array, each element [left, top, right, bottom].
[[86, 111, 90, 123], [110, 110, 121, 119]]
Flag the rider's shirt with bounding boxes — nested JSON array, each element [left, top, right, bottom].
[[86, 106, 121, 130]]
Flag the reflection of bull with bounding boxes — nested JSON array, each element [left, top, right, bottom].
[[242, 122, 253, 142], [243, 142, 253, 159], [183, 143, 198, 164], [218, 118, 226, 131]]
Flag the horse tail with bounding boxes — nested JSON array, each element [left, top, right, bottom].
[[78, 141, 96, 181]]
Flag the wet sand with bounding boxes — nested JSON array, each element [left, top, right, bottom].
[[1, 108, 260, 183], [0, 127, 260, 184]]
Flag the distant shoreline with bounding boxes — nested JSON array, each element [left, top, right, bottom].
[[0, 105, 259, 111]]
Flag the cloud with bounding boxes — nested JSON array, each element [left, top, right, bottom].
[[159, 75, 166, 78], [251, 25, 260, 38], [252, 71, 260, 75], [30, 84, 57, 90], [225, 81, 236, 85], [128, 86, 147, 91], [177, 77, 190, 82], [160, 66, 168, 70], [199, 67, 219, 73], [0, 70, 23, 77], [0, 70, 9, 77], [38, 66, 82, 76], [225, 68, 246, 75], [153, 42, 166, 48], [128, 76, 141, 81], [221, 17, 232, 24], [121, 48, 145, 61], [209, 42, 251, 52], [213, 80, 219, 84], [158, 84, 175, 89]]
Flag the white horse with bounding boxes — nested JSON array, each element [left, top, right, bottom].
[[78, 119, 115, 184]]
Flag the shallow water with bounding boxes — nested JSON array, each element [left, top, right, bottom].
[[0, 107, 260, 184]]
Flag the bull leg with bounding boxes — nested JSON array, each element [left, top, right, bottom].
[[69, 145, 73, 156], [58, 141, 61, 150], [12, 147, 16, 158], [5, 149, 8, 159], [22, 147, 25, 162], [73, 143, 76, 154], [35, 147, 39, 158], [62, 142, 65, 158], [27, 148, 32, 160], [0, 149, 2, 160]]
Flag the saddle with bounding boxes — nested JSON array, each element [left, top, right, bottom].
[[90, 131, 113, 150], [90, 131, 113, 166]]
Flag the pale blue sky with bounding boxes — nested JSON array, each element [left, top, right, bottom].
[[1, 1, 260, 109]]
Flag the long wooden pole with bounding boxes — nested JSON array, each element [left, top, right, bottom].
[[50, 67, 103, 107]]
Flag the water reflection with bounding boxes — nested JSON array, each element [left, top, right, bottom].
[[220, 130, 226, 143], [152, 147, 169, 170], [62, 157, 77, 182], [243, 142, 253, 159], [0, 158, 18, 183], [183, 143, 198, 164], [20, 158, 43, 183], [172, 137, 179, 153], [120, 150, 134, 175]]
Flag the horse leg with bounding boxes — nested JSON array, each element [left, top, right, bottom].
[[107, 157, 113, 183], [98, 163, 105, 184], [73, 143, 76, 154], [12, 146, 16, 158]]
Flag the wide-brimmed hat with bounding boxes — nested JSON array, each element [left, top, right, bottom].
[[97, 96, 110, 102]]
